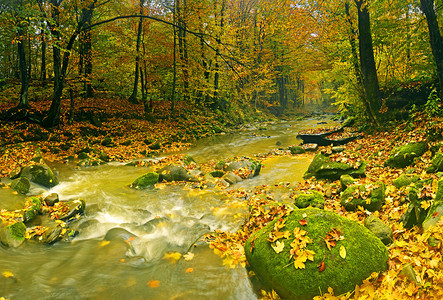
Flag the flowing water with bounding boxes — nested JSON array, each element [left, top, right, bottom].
[[0, 116, 337, 299]]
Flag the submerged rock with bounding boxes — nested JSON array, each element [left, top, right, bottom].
[[304, 153, 366, 181], [225, 158, 261, 178], [341, 183, 385, 212], [130, 172, 159, 189], [244, 208, 389, 299], [289, 146, 305, 155], [20, 163, 59, 188], [384, 142, 427, 168]]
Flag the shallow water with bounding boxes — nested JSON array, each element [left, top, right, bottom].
[[0, 116, 337, 299]]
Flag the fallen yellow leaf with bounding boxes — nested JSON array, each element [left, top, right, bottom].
[[183, 252, 195, 261], [2, 271, 14, 278], [339, 245, 346, 259], [163, 251, 182, 263]]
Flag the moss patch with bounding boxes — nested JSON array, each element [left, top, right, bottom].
[[341, 183, 386, 212], [294, 191, 325, 209], [304, 153, 366, 180], [384, 142, 427, 168], [130, 172, 159, 189]]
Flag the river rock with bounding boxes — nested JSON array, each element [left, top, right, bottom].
[[364, 215, 393, 245], [225, 158, 261, 178], [289, 146, 306, 155], [423, 178, 443, 231], [426, 152, 443, 173], [23, 197, 42, 223], [222, 172, 243, 185], [294, 191, 325, 209], [332, 146, 345, 153], [304, 153, 366, 180], [341, 183, 385, 212], [400, 186, 430, 229], [0, 221, 26, 248], [57, 200, 86, 221], [77, 158, 107, 167], [244, 208, 389, 299], [130, 172, 159, 189], [20, 163, 59, 188], [384, 142, 427, 168], [10, 177, 30, 194], [158, 165, 198, 182], [44, 193, 59, 206], [210, 170, 224, 178]]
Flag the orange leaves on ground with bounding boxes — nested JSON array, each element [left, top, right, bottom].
[[147, 280, 160, 288]]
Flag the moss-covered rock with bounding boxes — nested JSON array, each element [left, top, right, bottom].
[[130, 172, 159, 189], [0, 221, 26, 247], [341, 183, 385, 212], [222, 172, 243, 185], [364, 215, 393, 245], [393, 174, 419, 189], [426, 152, 443, 173], [289, 146, 306, 155], [20, 163, 58, 188], [23, 197, 42, 223], [400, 186, 430, 229], [423, 178, 443, 231], [184, 155, 196, 166], [340, 175, 355, 190], [384, 142, 427, 168], [304, 153, 366, 181], [294, 191, 325, 209], [210, 170, 224, 178], [225, 158, 261, 178], [244, 208, 389, 299], [158, 165, 198, 182], [10, 177, 30, 194]]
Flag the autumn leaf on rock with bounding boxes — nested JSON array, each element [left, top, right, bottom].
[[318, 261, 325, 272], [299, 219, 307, 226], [271, 240, 285, 253], [339, 245, 346, 259]]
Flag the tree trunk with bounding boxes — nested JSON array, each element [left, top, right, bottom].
[[345, 2, 362, 85], [355, 0, 380, 125], [128, 1, 144, 104], [420, 0, 443, 96], [40, 29, 47, 86], [17, 28, 29, 109], [171, 3, 177, 116], [213, 0, 226, 103]]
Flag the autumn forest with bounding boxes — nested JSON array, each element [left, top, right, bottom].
[[0, 0, 443, 299]]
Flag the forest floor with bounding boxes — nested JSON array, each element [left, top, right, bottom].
[[0, 96, 442, 299]]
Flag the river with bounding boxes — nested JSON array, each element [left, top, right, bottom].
[[0, 116, 337, 299]]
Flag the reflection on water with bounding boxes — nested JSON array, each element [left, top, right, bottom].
[[0, 117, 336, 299]]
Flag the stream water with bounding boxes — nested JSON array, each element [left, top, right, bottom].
[[0, 116, 337, 299]]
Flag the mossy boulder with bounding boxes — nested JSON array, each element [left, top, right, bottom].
[[130, 172, 159, 189], [20, 163, 58, 188], [423, 178, 443, 231], [222, 172, 243, 185], [289, 146, 306, 155], [23, 197, 42, 223], [384, 142, 427, 168], [400, 186, 430, 229], [304, 153, 366, 181], [0, 221, 26, 247], [393, 174, 419, 189], [58, 199, 86, 221], [184, 155, 196, 166], [364, 215, 393, 245], [10, 177, 30, 194], [210, 170, 224, 178], [340, 175, 355, 190], [341, 183, 386, 212], [244, 208, 389, 299], [294, 191, 325, 209], [426, 152, 443, 173], [158, 165, 198, 182]]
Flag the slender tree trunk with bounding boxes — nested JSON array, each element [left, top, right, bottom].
[[213, 0, 226, 103], [40, 29, 47, 86], [355, 0, 380, 125], [27, 33, 32, 80], [177, 0, 189, 102], [128, 1, 144, 104], [420, 0, 443, 96], [17, 28, 29, 109], [345, 2, 362, 85], [171, 0, 177, 116]]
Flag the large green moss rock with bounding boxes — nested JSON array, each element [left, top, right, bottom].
[[289, 146, 306, 155], [20, 163, 59, 188], [294, 191, 325, 209], [393, 174, 419, 189], [400, 186, 430, 229], [10, 177, 30, 194], [225, 158, 262, 178], [341, 183, 386, 212], [0, 221, 26, 248], [384, 142, 427, 168], [304, 153, 366, 181], [426, 152, 443, 173], [340, 175, 355, 190], [423, 178, 443, 231], [244, 208, 389, 299], [130, 172, 159, 189]]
